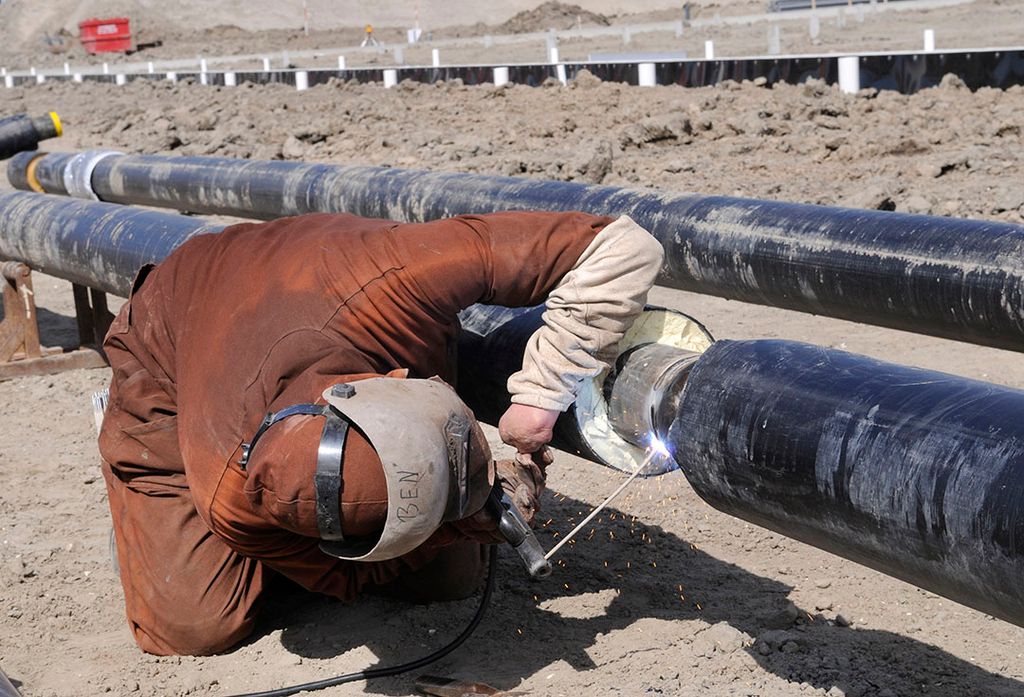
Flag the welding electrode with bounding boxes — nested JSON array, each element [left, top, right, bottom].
[[0, 113, 62, 161]]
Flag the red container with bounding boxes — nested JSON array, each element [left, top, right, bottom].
[[79, 17, 132, 54]]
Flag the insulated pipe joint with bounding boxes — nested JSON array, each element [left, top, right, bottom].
[[604, 342, 701, 449], [63, 150, 123, 201]]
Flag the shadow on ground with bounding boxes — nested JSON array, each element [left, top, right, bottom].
[[0, 304, 84, 352], [247, 490, 1024, 697]]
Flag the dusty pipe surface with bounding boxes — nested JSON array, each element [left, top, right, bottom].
[[10, 151, 1024, 351], [669, 339, 1024, 628], [0, 191, 221, 295]]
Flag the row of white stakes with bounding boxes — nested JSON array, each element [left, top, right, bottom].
[[0, 29, 940, 92]]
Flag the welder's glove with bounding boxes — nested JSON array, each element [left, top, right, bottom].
[[496, 446, 552, 525], [452, 447, 553, 544]]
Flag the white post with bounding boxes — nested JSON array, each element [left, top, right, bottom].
[[102, 63, 109, 75], [493, 66, 509, 86], [166, 71, 178, 82], [432, 48, 440, 67], [4, 75, 13, 88], [338, 55, 346, 70], [225, 71, 237, 86], [838, 55, 860, 94], [1, 68, 6, 76], [923, 29, 935, 52], [148, 61, 155, 74], [73, 73, 83, 83], [263, 57, 271, 71], [36, 74, 45, 84], [768, 25, 781, 55], [638, 62, 656, 87], [556, 63, 567, 85], [29, 66, 36, 76], [200, 71, 208, 85], [383, 68, 398, 88], [549, 46, 559, 63], [115, 73, 126, 86], [295, 70, 309, 90], [394, 46, 404, 64], [704, 40, 714, 60], [200, 58, 208, 72], [63, 62, 70, 75]]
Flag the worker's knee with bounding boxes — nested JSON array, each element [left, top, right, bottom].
[[386, 541, 490, 602], [129, 614, 256, 656]]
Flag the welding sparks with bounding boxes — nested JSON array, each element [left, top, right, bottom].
[[542, 434, 672, 564]]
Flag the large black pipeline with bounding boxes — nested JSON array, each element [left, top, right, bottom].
[[0, 113, 61, 161], [668, 339, 1024, 627], [2, 189, 1022, 627], [9, 152, 1024, 352], [0, 191, 221, 295]]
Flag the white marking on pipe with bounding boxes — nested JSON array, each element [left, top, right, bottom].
[[295, 70, 309, 91], [704, 40, 714, 60], [493, 66, 509, 86]]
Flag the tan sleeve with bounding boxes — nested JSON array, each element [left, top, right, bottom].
[[506, 216, 664, 411]]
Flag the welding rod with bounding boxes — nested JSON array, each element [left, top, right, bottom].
[[544, 464, 647, 561]]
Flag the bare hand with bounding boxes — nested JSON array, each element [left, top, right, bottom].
[[498, 404, 560, 454]]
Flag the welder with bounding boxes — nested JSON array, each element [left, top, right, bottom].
[[98, 210, 663, 655]]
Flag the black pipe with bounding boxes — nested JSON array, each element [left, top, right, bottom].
[[10, 151, 1024, 351], [0, 113, 61, 161], [669, 339, 1024, 627], [0, 191, 222, 295]]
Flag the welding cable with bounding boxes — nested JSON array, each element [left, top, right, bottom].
[[226, 546, 498, 697]]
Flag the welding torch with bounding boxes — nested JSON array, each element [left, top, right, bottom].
[[485, 485, 552, 579]]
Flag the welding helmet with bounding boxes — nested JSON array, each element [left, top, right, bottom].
[[316, 376, 494, 561]]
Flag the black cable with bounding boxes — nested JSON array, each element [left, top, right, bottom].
[[228, 547, 498, 697]]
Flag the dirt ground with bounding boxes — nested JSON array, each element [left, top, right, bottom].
[[2, 44, 1024, 697]]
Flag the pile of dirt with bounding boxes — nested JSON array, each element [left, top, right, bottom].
[[497, 1, 611, 34]]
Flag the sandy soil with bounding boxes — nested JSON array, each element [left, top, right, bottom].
[[2, 64, 1024, 697]]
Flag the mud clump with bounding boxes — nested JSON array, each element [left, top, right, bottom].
[[497, 1, 611, 33]]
